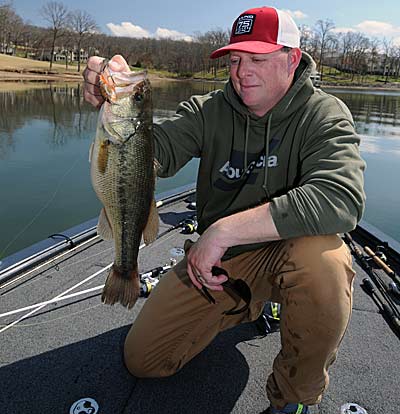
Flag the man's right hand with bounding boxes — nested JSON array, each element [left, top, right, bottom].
[[83, 54, 130, 108]]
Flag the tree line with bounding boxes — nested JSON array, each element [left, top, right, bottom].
[[301, 20, 400, 82], [1, 1, 400, 81]]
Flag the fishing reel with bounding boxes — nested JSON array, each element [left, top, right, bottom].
[[180, 217, 198, 234], [375, 244, 388, 262], [139, 265, 171, 297], [187, 201, 197, 211]]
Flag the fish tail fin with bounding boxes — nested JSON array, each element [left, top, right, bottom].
[[101, 265, 140, 309]]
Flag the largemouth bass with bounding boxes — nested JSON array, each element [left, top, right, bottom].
[[90, 64, 158, 309]]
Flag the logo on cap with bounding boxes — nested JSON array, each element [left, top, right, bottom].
[[234, 14, 256, 35]]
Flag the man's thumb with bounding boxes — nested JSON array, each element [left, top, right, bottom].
[[109, 55, 129, 71]]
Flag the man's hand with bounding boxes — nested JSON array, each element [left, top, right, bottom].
[[83, 54, 130, 108], [186, 224, 229, 292], [186, 203, 280, 291]]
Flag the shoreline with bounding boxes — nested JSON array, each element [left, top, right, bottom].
[[1, 72, 399, 93], [0, 69, 399, 93], [1, 54, 399, 92]]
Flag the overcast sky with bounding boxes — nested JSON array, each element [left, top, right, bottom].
[[10, 0, 400, 45]]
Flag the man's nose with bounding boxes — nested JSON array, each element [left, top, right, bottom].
[[236, 60, 252, 78]]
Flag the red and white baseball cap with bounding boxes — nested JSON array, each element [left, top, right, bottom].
[[210, 7, 300, 59]]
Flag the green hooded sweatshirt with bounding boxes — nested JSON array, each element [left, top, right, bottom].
[[154, 52, 366, 259]]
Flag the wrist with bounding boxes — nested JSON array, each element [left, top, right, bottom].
[[210, 217, 234, 249]]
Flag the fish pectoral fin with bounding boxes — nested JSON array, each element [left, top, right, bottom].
[[97, 207, 114, 240], [88, 142, 94, 163], [143, 197, 159, 245]]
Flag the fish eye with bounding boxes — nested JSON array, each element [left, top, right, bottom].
[[134, 93, 143, 102]]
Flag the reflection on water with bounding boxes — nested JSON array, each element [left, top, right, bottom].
[[328, 88, 400, 244], [0, 82, 399, 258], [0, 80, 223, 258]]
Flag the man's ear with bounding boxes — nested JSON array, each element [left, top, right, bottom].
[[288, 48, 302, 75]]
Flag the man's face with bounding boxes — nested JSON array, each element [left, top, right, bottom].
[[229, 49, 298, 117]]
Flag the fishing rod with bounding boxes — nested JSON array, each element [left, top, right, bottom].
[[359, 247, 400, 317], [0, 214, 196, 294], [0, 216, 197, 331], [344, 233, 400, 322], [0, 226, 99, 289], [0, 185, 196, 290], [362, 278, 400, 335], [0, 264, 172, 320], [363, 245, 400, 297]]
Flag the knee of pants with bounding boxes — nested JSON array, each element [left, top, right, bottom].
[[123, 335, 180, 379], [282, 234, 355, 305]]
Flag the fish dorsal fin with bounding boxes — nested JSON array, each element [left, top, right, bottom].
[[143, 198, 159, 245], [97, 207, 114, 240]]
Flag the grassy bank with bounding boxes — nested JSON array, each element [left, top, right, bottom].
[[0, 53, 83, 82], [0, 54, 177, 84], [1, 53, 400, 90]]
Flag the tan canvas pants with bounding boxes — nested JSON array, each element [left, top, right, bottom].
[[124, 234, 355, 408]]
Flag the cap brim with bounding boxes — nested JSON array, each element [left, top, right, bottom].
[[210, 41, 283, 59]]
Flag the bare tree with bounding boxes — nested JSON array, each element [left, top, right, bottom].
[[393, 46, 400, 79], [60, 30, 75, 69], [336, 32, 352, 73], [347, 33, 370, 81], [382, 38, 396, 83], [314, 19, 335, 81], [40, 1, 69, 69], [196, 28, 229, 77], [326, 35, 339, 75], [368, 38, 380, 75], [299, 24, 318, 56], [68, 9, 98, 72], [0, 1, 23, 54]]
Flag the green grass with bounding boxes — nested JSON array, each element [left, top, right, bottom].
[[9, 52, 399, 86], [318, 65, 400, 86], [193, 67, 229, 81]]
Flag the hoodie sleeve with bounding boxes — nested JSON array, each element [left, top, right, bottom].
[[269, 96, 366, 238], [153, 96, 204, 178]]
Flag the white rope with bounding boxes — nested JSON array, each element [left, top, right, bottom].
[[0, 285, 104, 318], [0, 242, 147, 334], [0, 263, 111, 334]]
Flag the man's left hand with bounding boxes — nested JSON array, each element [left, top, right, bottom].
[[186, 224, 229, 292]]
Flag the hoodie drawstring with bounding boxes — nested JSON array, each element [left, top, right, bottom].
[[243, 115, 250, 173], [233, 111, 272, 199], [262, 114, 272, 198]]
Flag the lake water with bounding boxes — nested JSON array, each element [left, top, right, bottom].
[[1, 82, 399, 258]]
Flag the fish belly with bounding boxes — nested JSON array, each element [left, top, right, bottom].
[[91, 127, 154, 276]]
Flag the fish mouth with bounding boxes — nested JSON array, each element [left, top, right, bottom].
[[100, 65, 148, 103]]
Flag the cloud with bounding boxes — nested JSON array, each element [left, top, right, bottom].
[[106, 22, 150, 38], [332, 27, 358, 34], [330, 19, 400, 40], [154, 28, 193, 42], [283, 9, 308, 20], [355, 20, 400, 36], [106, 22, 193, 41]]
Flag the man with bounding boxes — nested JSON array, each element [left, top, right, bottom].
[[83, 6, 365, 414]]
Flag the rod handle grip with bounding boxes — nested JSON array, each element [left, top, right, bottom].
[[364, 246, 395, 276]]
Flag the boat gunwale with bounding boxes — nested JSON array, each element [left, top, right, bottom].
[[0, 183, 196, 286], [2, 183, 399, 287]]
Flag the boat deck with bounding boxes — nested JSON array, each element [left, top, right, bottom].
[[1, 190, 399, 414]]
